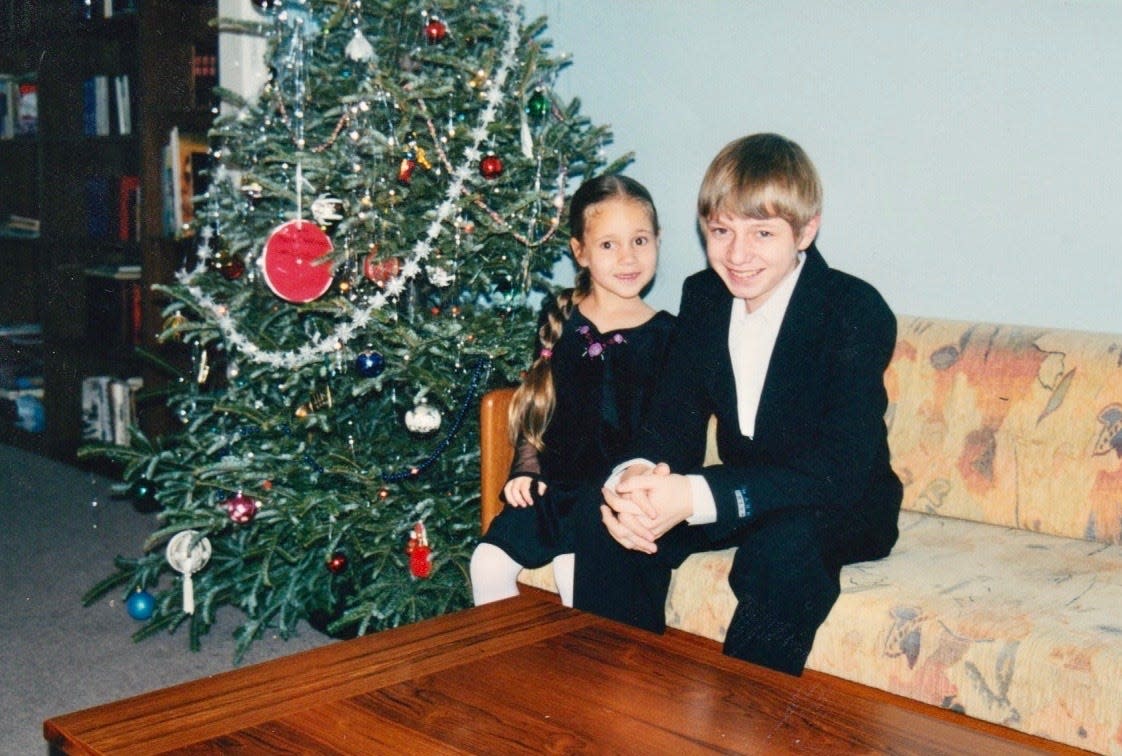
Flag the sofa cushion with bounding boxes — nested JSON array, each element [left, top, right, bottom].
[[889, 316, 1122, 544]]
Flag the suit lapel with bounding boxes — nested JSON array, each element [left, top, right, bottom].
[[754, 247, 828, 438], [697, 274, 740, 428]]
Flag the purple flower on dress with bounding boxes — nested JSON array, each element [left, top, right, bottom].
[[577, 324, 625, 359]]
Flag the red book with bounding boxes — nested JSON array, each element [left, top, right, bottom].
[[118, 174, 140, 241]]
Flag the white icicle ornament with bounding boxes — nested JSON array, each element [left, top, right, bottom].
[[166, 530, 212, 615]]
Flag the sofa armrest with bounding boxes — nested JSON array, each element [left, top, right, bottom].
[[479, 388, 516, 534]]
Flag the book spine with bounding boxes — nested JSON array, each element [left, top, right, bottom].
[[0, 76, 14, 139], [17, 81, 38, 136], [114, 74, 131, 135], [84, 176, 112, 239], [82, 77, 96, 135], [109, 378, 131, 445], [81, 376, 113, 442], [94, 74, 110, 136], [118, 175, 140, 241]]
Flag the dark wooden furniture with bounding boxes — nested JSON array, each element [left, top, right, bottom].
[[44, 589, 1081, 754], [0, 0, 216, 461]]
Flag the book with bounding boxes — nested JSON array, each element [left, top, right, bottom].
[[80, 374, 141, 444], [94, 74, 110, 136], [81, 77, 96, 135], [85, 264, 143, 348], [162, 127, 181, 236], [192, 43, 218, 109], [166, 127, 210, 238], [0, 75, 15, 139], [114, 74, 131, 135], [81, 375, 113, 442], [16, 81, 37, 136], [0, 385, 45, 433], [0, 323, 43, 392], [84, 175, 113, 238], [109, 378, 131, 445], [118, 174, 139, 241], [4, 214, 41, 237]]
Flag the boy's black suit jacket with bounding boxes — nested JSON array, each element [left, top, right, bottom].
[[634, 244, 902, 562]]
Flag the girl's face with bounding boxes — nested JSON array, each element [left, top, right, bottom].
[[570, 197, 658, 306], [703, 213, 819, 312]]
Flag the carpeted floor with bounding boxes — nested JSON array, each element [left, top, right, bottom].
[[0, 444, 333, 754]]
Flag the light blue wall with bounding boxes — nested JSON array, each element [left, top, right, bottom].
[[528, 1, 1122, 333]]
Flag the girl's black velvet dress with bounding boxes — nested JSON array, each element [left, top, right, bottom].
[[482, 308, 676, 568]]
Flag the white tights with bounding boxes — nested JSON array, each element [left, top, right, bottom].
[[469, 543, 574, 607]]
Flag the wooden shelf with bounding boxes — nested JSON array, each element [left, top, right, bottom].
[[0, 0, 216, 462]]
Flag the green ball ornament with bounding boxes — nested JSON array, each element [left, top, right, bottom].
[[526, 90, 550, 120], [130, 477, 159, 512]]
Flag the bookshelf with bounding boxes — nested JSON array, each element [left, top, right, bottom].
[[0, 0, 217, 461]]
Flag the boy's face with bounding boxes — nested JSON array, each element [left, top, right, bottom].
[[703, 213, 819, 312]]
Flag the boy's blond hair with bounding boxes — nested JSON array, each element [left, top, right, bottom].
[[697, 133, 822, 234]]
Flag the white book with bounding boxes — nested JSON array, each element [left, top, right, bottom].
[[109, 379, 132, 445], [114, 74, 130, 135], [80, 376, 113, 442], [167, 126, 183, 235], [94, 75, 110, 136]]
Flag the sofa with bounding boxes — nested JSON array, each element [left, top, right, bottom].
[[479, 314, 1122, 754]]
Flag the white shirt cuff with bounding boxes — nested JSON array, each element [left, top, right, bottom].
[[604, 457, 654, 492], [686, 474, 717, 525]]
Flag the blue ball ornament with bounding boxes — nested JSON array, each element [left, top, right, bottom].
[[355, 350, 385, 378], [126, 590, 156, 621]]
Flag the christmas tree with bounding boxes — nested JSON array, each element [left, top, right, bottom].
[[83, 0, 628, 660]]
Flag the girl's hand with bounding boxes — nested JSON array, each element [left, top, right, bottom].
[[503, 475, 547, 507]]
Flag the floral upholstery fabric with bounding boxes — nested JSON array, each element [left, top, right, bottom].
[[889, 316, 1122, 544], [516, 315, 1122, 753]]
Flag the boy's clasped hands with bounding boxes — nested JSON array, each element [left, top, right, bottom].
[[601, 463, 693, 554]]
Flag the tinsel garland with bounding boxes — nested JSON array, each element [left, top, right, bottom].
[[177, 0, 526, 370]]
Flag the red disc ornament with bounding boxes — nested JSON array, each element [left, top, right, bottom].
[[261, 219, 335, 303], [479, 154, 504, 180]]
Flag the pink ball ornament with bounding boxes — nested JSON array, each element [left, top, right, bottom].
[[225, 492, 261, 524]]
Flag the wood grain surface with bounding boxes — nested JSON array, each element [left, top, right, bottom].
[[45, 589, 1084, 755]]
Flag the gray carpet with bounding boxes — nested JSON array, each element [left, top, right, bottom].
[[0, 444, 333, 754]]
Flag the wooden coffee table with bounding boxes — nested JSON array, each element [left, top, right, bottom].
[[45, 589, 1078, 754]]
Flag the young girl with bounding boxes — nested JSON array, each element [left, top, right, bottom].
[[470, 174, 675, 606]]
